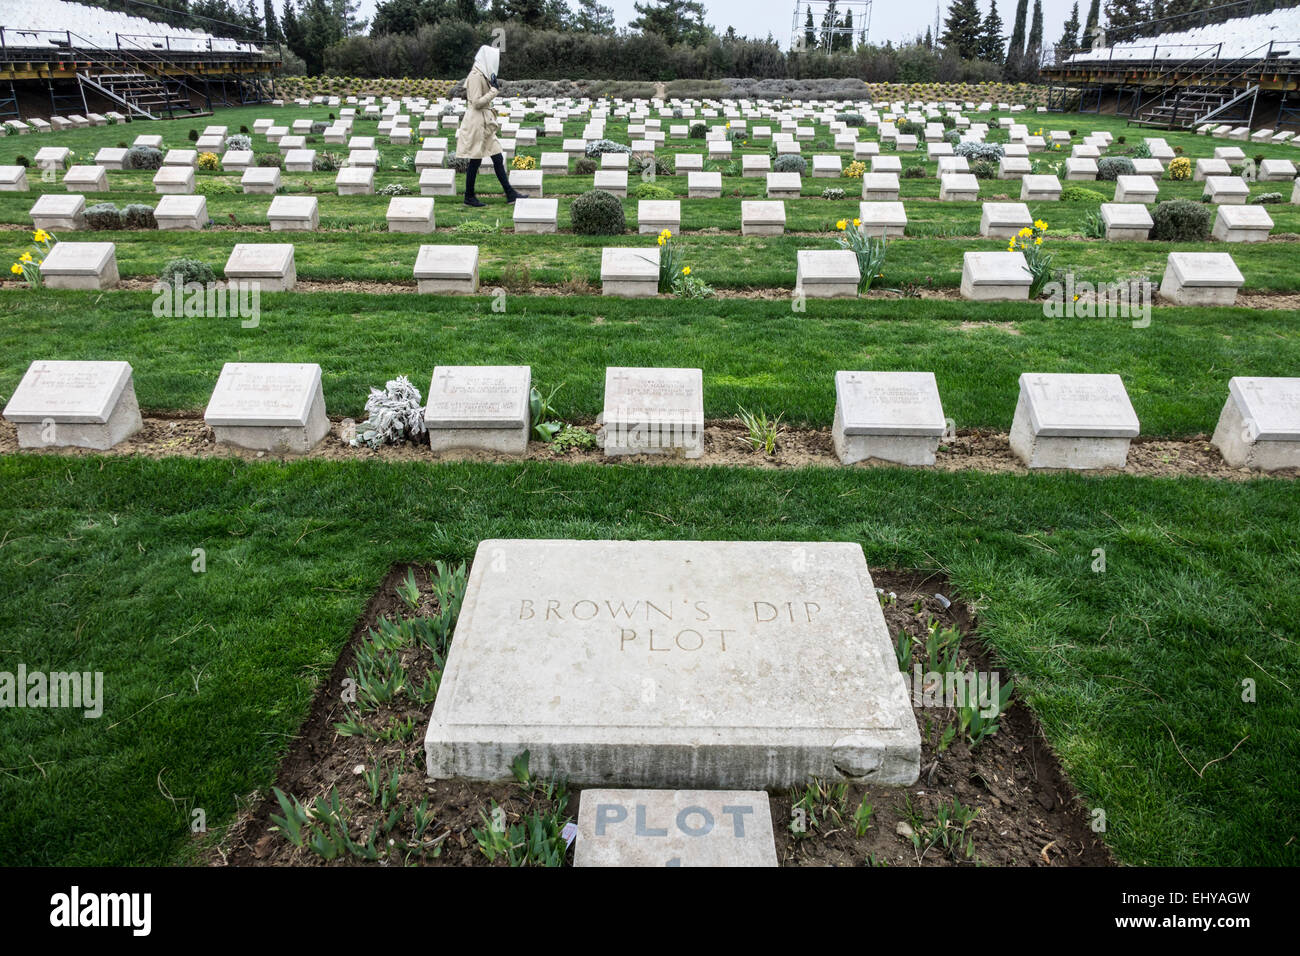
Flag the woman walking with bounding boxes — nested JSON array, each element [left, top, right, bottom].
[[458, 44, 527, 207]]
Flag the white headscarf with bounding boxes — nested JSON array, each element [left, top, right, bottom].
[[473, 45, 500, 82]]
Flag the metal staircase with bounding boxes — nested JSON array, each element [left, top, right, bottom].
[[1126, 41, 1276, 129], [66, 31, 211, 120]]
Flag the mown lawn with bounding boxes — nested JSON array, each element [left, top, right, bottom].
[[0, 455, 1296, 866], [1, 291, 1297, 435]]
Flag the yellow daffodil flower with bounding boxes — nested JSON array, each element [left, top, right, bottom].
[[10, 263, 23, 274], [19, 252, 32, 262], [836, 219, 847, 230], [1034, 219, 1047, 230], [33, 229, 49, 243], [682, 266, 691, 275]]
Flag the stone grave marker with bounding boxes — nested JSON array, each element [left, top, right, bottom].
[[223, 243, 297, 292], [413, 244, 478, 293], [1159, 251, 1243, 305], [1212, 204, 1273, 242], [39, 241, 118, 290], [267, 196, 319, 231], [601, 247, 659, 297], [795, 249, 860, 298], [741, 200, 785, 236], [203, 362, 329, 453], [1100, 203, 1153, 241], [1009, 373, 1140, 469], [1211, 377, 1300, 471], [831, 370, 947, 466], [2, 360, 142, 449], [960, 250, 1030, 301], [602, 366, 704, 458], [423, 365, 531, 454], [31, 194, 86, 231], [387, 197, 436, 233], [154, 195, 208, 231]]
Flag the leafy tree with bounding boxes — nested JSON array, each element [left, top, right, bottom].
[[979, 0, 1005, 63], [939, 0, 983, 60], [630, 0, 712, 47], [574, 0, 616, 34], [1058, 1, 1080, 50], [263, 0, 283, 41]]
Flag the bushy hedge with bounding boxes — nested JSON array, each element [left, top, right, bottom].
[[774, 154, 807, 174], [1151, 199, 1212, 242], [124, 146, 163, 171], [570, 189, 625, 235], [1097, 157, 1136, 181]]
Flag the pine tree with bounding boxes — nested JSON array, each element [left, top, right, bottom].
[[1005, 0, 1028, 77], [1082, 0, 1102, 47], [924, 25, 933, 50], [940, 0, 983, 60], [1105, 0, 1147, 42], [980, 0, 1006, 63], [841, 9, 854, 52], [575, 0, 616, 34], [803, 8, 816, 50], [263, 0, 283, 41], [1026, 0, 1043, 69], [1058, 1, 1080, 51]]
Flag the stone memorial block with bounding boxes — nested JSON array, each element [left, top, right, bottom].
[[153, 166, 195, 194], [2, 360, 142, 449], [960, 250, 1030, 301], [1130, 157, 1165, 177], [1009, 373, 1140, 470], [414, 243, 478, 293], [1100, 203, 1153, 241], [31, 194, 86, 231], [514, 197, 558, 234], [34, 146, 70, 170], [1113, 175, 1158, 204], [687, 171, 722, 198], [937, 156, 971, 176], [163, 149, 197, 167], [204, 362, 328, 453], [979, 201, 1032, 239], [154, 194, 208, 230], [765, 172, 801, 199], [638, 200, 680, 235], [1258, 159, 1296, 182], [284, 148, 316, 172], [870, 155, 901, 174], [742, 154, 770, 178], [336, 166, 375, 195], [38, 241, 118, 290], [277, 135, 307, 153], [419, 168, 456, 196], [387, 196, 436, 233], [998, 156, 1031, 179], [1215, 145, 1246, 161], [242, 167, 281, 194], [674, 153, 704, 174], [831, 370, 946, 466], [1019, 174, 1061, 201], [857, 201, 906, 238], [267, 195, 319, 231], [1064, 157, 1097, 181], [575, 789, 777, 867], [938, 172, 979, 201], [62, 165, 108, 192], [601, 247, 659, 297], [796, 249, 859, 298], [1203, 176, 1248, 204], [861, 172, 899, 201], [423, 365, 531, 454], [1194, 158, 1231, 181], [592, 169, 627, 197], [1212, 204, 1273, 242], [223, 243, 296, 292], [602, 366, 703, 458], [811, 155, 841, 178], [509, 168, 544, 196], [1159, 251, 1243, 305], [741, 200, 785, 236], [853, 141, 880, 160], [424, 538, 920, 788], [1211, 377, 1300, 471], [0, 165, 29, 191], [94, 147, 128, 171], [222, 150, 254, 171]]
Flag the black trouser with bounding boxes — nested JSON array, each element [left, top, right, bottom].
[[465, 152, 516, 200]]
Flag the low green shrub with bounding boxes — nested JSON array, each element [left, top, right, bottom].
[[122, 204, 157, 229], [85, 203, 122, 230], [630, 181, 673, 200], [1059, 185, 1107, 202], [124, 146, 163, 170], [774, 154, 807, 174], [1150, 199, 1212, 242], [160, 257, 215, 286], [570, 189, 626, 235], [1097, 156, 1136, 181]]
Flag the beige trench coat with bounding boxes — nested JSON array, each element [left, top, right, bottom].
[[456, 68, 501, 160]]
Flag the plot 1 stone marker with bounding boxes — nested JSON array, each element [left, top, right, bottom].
[[575, 789, 778, 867], [424, 539, 921, 789]]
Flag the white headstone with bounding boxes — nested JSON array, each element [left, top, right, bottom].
[[602, 366, 703, 458], [1211, 377, 1300, 471], [832, 371, 947, 466], [1009, 373, 1140, 469], [204, 362, 329, 453], [423, 365, 531, 454], [3, 360, 142, 449]]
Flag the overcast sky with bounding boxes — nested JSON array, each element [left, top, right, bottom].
[[330, 0, 1085, 50]]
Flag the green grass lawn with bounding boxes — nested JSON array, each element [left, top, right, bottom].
[[1, 103, 1298, 868]]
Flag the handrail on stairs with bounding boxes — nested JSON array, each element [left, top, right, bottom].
[[1130, 39, 1277, 126]]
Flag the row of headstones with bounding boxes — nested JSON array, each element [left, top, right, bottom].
[[6, 360, 1296, 472], [27, 234, 1251, 307], [0, 112, 125, 135]]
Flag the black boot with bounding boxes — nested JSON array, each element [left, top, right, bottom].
[[490, 152, 526, 203], [464, 159, 485, 207]]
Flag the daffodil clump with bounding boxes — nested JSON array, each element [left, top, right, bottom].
[[1008, 219, 1054, 297], [655, 228, 712, 298], [834, 218, 886, 293], [10, 228, 56, 287], [844, 160, 867, 178]]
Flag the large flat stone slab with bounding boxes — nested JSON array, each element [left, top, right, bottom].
[[1159, 251, 1242, 306], [424, 539, 921, 788], [575, 789, 777, 867], [3, 359, 141, 449]]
